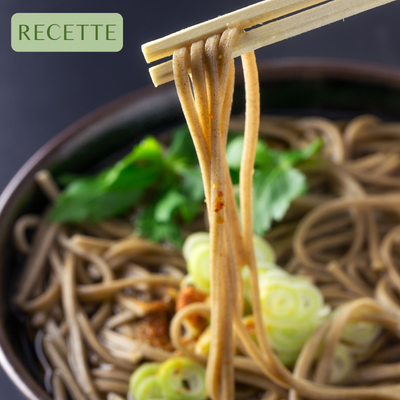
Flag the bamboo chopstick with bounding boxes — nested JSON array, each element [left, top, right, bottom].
[[142, 0, 396, 87], [142, 0, 327, 63]]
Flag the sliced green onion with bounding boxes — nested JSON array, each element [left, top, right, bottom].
[[294, 281, 324, 322], [256, 260, 280, 272], [183, 233, 275, 264], [241, 262, 282, 287], [273, 348, 300, 367], [242, 262, 285, 312], [253, 235, 275, 263], [260, 277, 300, 326], [182, 231, 329, 370], [260, 268, 288, 279], [182, 232, 210, 260], [314, 305, 331, 322], [158, 357, 207, 400], [267, 325, 313, 352], [264, 284, 298, 317], [129, 363, 162, 399], [134, 375, 164, 400], [328, 345, 354, 384], [183, 233, 275, 295], [260, 275, 326, 327], [257, 270, 329, 366], [342, 321, 381, 347], [186, 243, 210, 293]]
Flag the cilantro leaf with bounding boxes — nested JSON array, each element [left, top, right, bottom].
[[178, 166, 204, 221], [120, 136, 163, 167], [50, 129, 205, 246], [253, 167, 306, 234], [279, 137, 323, 166], [226, 136, 244, 169], [135, 206, 183, 247], [102, 137, 164, 189], [226, 136, 321, 234], [57, 173, 81, 187], [180, 166, 204, 201], [167, 125, 197, 163], [226, 135, 275, 170], [143, 167, 204, 243], [262, 137, 323, 170], [154, 190, 187, 223], [50, 177, 143, 223], [50, 137, 166, 223]]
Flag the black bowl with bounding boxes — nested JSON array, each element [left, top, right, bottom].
[[2, 59, 400, 400]]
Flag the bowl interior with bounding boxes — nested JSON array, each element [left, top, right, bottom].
[[2, 59, 400, 400]]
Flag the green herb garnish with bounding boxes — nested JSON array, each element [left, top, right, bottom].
[[50, 125, 321, 245], [226, 136, 322, 234], [50, 127, 204, 246], [50, 136, 164, 223]]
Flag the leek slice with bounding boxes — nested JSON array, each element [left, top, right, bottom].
[[260, 276, 306, 327], [261, 279, 299, 324], [257, 260, 280, 272], [260, 275, 325, 327], [129, 363, 162, 399], [183, 232, 276, 294], [134, 376, 164, 400], [241, 261, 283, 288], [314, 305, 331, 322], [328, 345, 354, 384], [273, 348, 300, 367], [182, 231, 329, 370], [253, 235, 276, 263], [294, 282, 324, 322], [267, 325, 313, 352], [342, 321, 381, 347], [242, 262, 285, 312], [183, 233, 275, 264], [158, 357, 207, 400], [182, 232, 210, 260], [186, 243, 210, 293]]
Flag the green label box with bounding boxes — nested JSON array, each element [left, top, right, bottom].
[[11, 13, 123, 52]]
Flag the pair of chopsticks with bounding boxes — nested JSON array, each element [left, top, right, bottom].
[[142, 0, 396, 87]]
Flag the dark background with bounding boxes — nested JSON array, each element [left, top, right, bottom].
[[1, 0, 400, 398]]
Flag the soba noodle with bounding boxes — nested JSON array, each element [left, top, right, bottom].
[[13, 28, 400, 400]]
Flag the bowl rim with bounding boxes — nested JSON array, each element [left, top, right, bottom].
[[2, 57, 400, 400]]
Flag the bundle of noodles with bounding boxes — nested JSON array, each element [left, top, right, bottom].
[[170, 28, 400, 400], [12, 28, 400, 400]]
